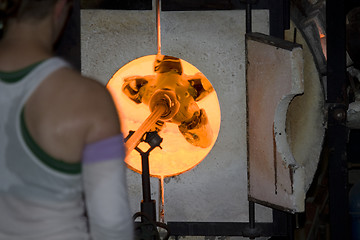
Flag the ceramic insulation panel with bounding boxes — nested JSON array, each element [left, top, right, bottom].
[[247, 32, 305, 212]]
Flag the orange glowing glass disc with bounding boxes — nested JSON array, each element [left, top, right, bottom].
[[107, 55, 221, 178]]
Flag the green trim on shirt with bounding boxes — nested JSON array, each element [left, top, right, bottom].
[[20, 109, 81, 175], [0, 61, 44, 83]]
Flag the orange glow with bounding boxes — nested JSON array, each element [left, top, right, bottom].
[[319, 33, 327, 60], [107, 55, 221, 178], [316, 23, 327, 60]]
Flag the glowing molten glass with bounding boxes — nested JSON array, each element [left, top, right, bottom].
[[107, 55, 221, 178]]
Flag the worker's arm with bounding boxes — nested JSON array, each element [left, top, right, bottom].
[[82, 134, 133, 240], [81, 80, 134, 240]]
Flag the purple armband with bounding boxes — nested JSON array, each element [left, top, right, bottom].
[[82, 134, 126, 164]]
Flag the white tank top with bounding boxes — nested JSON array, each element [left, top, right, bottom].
[[0, 58, 90, 239]]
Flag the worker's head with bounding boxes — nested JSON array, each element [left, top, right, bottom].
[[0, 0, 73, 40]]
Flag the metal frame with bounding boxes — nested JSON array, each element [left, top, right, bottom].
[[167, 209, 293, 239], [166, 1, 294, 238], [162, 0, 290, 39], [327, 0, 350, 239], [64, 0, 295, 238]]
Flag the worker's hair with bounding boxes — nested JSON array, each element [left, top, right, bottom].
[[0, 0, 59, 38]]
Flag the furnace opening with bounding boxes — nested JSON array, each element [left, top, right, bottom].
[[107, 54, 221, 178]]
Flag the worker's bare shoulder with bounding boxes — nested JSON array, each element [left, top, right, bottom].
[[44, 67, 121, 142], [60, 67, 117, 109], [25, 66, 121, 162], [50, 68, 116, 114], [55, 68, 110, 99]]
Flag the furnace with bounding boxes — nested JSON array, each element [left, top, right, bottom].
[[80, 0, 327, 238], [81, 7, 270, 225]]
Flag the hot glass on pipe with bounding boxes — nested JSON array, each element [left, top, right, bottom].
[[123, 54, 214, 154]]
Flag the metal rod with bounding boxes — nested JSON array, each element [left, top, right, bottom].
[[293, 28, 297, 44], [141, 151, 151, 202], [159, 176, 165, 223], [125, 105, 166, 153], [249, 201, 255, 229], [156, 0, 161, 55], [249, 201, 255, 239], [246, 2, 252, 33]]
